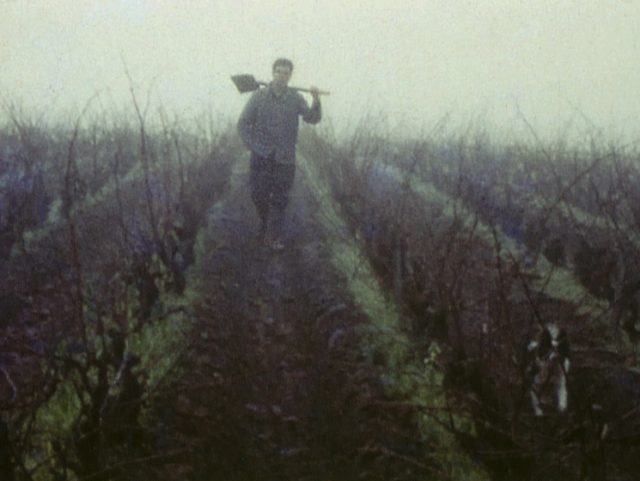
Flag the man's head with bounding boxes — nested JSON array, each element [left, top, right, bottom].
[[272, 58, 293, 90]]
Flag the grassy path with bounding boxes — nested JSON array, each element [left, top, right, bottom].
[[299, 155, 489, 481], [145, 154, 489, 480], [385, 163, 610, 315]]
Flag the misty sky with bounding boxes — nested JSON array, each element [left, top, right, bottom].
[[1, 0, 639, 139]]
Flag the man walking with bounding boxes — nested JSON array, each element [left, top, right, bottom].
[[237, 58, 322, 250]]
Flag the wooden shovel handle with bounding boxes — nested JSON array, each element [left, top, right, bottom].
[[256, 80, 330, 96], [291, 87, 330, 96]]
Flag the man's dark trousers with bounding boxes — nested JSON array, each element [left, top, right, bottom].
[[249, 151, 295, 238]]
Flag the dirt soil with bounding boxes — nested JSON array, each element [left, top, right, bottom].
[[154, 164, 429, 480]]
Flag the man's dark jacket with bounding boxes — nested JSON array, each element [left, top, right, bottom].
[[237, 84, 321, 164]]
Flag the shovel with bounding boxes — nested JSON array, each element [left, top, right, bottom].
[[231, 74, 330, 96]]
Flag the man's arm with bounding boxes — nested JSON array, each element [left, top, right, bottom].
[[298, 88, 322, 124], [237, 92, 273, 157]]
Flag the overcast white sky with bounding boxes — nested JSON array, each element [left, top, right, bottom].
[[1, 0, 639, 139]]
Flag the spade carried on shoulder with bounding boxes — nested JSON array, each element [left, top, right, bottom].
[[231, 74, 330, 96]]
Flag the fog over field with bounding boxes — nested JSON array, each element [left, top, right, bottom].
[[5, 3, 640, 480], [1, 0, 639, 139]]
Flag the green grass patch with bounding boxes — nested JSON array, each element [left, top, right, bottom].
[[386, 164, 611, 314], [299, 154, 490, 481]]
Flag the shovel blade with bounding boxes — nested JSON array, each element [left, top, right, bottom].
[[231, 74, 262, 93]]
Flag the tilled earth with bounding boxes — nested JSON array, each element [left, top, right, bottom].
[[154, 165, 431, 480]]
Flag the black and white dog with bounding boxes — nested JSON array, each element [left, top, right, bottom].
[[526, 323, 571, 417]]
